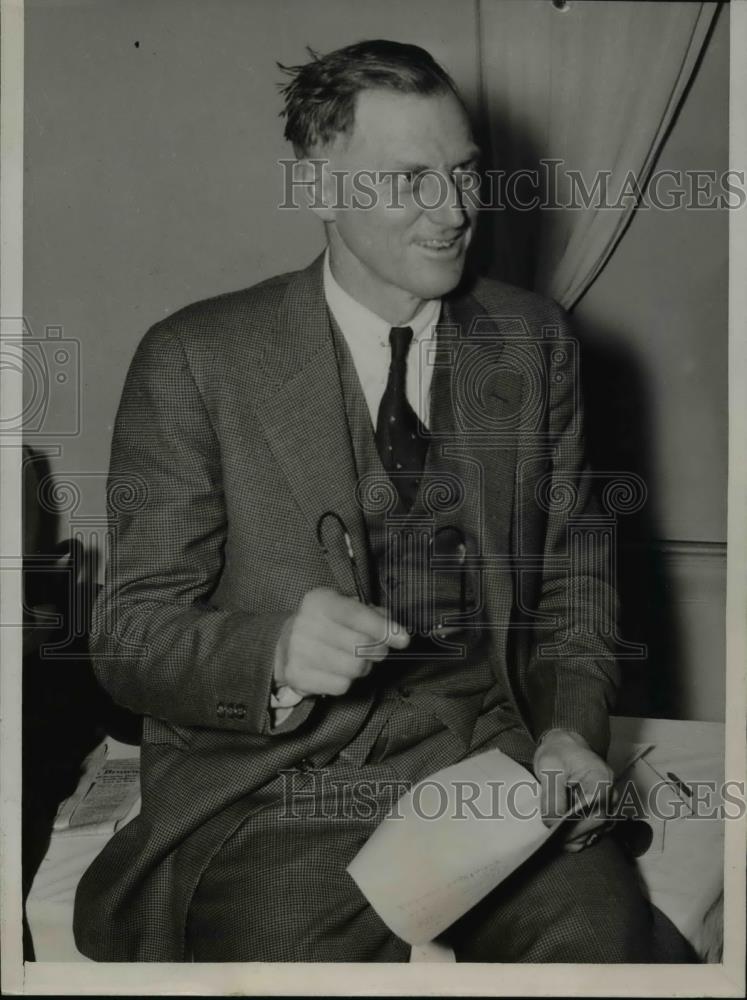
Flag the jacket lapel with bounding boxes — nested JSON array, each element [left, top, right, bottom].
[[254, 255, 373, 600], [254, 261, 524, 614], [436, 292, 521, 657]]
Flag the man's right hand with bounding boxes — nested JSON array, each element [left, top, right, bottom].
[[273, 588, 410, 698]]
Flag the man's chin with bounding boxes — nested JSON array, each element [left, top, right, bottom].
[[408, 258, 467, 300]]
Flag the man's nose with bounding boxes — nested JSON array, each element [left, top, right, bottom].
[[419, 170, 471, 228]]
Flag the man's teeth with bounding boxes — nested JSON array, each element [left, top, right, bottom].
[[420, 238, 457, 248]]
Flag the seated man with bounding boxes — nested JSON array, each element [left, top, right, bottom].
[[74, 39, 654, 962]]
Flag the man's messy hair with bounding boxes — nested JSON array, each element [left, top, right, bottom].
[[277, 39, 461, 156]]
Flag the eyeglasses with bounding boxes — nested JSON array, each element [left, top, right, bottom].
[[315, 511, 478, 640], [316, 510, 367, 603]]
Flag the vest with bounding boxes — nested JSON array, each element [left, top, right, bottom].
[[327, 311, 511, 746]]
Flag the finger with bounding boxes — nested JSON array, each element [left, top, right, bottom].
[[325, 597, 410, 649], [562, 817, 614, 852], [568, 769, 615, 819], [353, 638, 391, 661], [561, 769, 615, 849], [562, 840, 587, 854], [563, 813, 610, 844], [298, 668, 353, 698], [319, 622, 392, 662], [538, 760, 568, 827], [322, 647, 373, 679], [289, 625, 358, 667], [289, 638, 370, 680]]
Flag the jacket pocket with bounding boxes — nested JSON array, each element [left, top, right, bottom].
[[142, 715, 194, 750]]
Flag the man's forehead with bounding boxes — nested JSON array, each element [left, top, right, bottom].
[[335, 87, 477, 167]]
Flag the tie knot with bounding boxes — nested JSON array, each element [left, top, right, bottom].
[[389, 326, 414, 365]]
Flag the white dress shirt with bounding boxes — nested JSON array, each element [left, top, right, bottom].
[[323, 250, 441, 428], [270, 252, 442, 726]]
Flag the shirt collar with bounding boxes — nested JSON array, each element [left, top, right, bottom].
[[323, 249, 440, 347]]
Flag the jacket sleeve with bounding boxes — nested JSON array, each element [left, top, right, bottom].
[[90, 322, 314, 735], [521, 305, 621, 759]]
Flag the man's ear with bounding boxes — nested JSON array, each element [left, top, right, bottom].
[[295, 157, 338, 223]]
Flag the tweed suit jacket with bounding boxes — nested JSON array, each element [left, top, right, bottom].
[[73, 253, 621, 961]]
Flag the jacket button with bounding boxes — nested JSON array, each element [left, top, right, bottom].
[[399, 686, 411, 699], [217, 702, 225, 717]]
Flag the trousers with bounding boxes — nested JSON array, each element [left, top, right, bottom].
[[186, 693, 655, 962]]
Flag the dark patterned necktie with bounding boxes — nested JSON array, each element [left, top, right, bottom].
[[375, 326, 429, 509]]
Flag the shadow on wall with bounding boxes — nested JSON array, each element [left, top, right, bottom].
[[574, 323, 682, 719], [465, 105, 681, 720]]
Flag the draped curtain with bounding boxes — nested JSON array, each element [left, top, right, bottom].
[[478, 0, 720, 309]]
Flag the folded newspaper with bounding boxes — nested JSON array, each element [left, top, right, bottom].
[[53, 740, 141, 836], [347, 748, 571, 945]]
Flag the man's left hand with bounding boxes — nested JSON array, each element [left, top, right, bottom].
[[533, 728, 616, 852]]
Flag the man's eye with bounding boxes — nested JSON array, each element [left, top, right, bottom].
[[454, 165, 481, 186]]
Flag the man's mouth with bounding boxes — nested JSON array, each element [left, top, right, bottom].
[[414, 233, 467, 256]]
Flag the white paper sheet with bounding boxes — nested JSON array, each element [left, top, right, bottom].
[[347, 748, 564, 945]]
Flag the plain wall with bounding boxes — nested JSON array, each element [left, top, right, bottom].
[[571, 5, 728, 720], [23, 0, 728, 719], [23, 0, 480, 528], [573, 5, 728, 546]]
